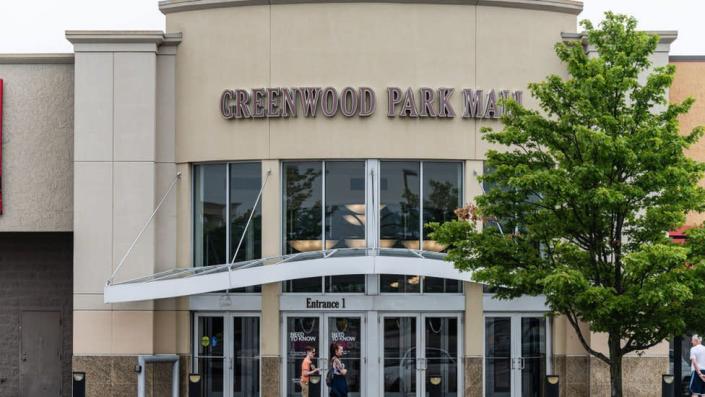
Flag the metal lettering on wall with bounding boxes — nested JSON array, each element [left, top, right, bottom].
[[220, 86, 522, 120]]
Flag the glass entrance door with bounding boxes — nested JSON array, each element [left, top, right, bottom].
[[285, 314, 365, 397], [194, 314, 261, 397], [286, 316, 322, 397], [383, 316, 418, 396], [381, 314, 461, 397], [485, 315, 547, 397]]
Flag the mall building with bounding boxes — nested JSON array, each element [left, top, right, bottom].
[[0, 0, 702, 396]]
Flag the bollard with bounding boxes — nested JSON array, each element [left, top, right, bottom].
[[545, 374, 560, 397], [72, 372, 86, 397], [188, 374, 202, 397], [662, 374, 675, 397]]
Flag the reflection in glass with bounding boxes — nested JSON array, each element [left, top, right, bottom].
[[485, 317, 511, 397], [670, 333, 695, 395], [194, 165, 227, 266], [234, 317, 260, 396], [230, 163, 262, 262], [521, 318, 546, 397], [286, 317, 320, 397], [326, 275, 365, 293], [323, 162, 367, 293], [422, 162, 462, 250], [329, 317, 362, 396], [381, 274, 421, 293], [425, 317, 458, 397], [325, 161, 366, 248], [423, 277, 462, 294], [384, 317, 417, 396], [380, 161, 420, 249], [230, 163, 262, 293], [284, 162, 323, 254], [283, 277, 323, 293], [198, 316, 225, 397]]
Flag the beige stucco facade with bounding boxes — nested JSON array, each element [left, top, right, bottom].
[[0, 1, 685, 396], [0, 59, 74, 232], [166, 3, 575, 163]]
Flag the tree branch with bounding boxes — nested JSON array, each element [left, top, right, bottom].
[[566, 310, 611, 365]]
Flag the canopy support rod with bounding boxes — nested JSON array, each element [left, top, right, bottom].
[[231, 169, 271, 265], [227, 169, 271, 291], [108, 172, 182, 285]]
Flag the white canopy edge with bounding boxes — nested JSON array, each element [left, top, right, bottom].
[[104, 254, 471, 303]]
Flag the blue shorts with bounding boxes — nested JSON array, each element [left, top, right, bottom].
[[690, 370, 705, 394]]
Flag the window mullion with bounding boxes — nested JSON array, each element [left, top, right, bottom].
[[321, 160, 326, 293], [419, 160, 424, 252], [225, 163, 231, 264]]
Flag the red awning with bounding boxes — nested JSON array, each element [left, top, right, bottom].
[[669, 226, 692, 244]]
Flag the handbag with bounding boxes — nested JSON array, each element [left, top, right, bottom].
[[325, 360, 335, 386]]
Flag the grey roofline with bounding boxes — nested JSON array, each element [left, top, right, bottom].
[[561, 30, 678, 45], [0, 54, 74, 64], [65, 31, 183, 45], [670, 55, 705, 62], [159, 0, 583, 15]]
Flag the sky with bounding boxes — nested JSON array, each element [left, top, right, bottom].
[[0, 0, 703, 55]]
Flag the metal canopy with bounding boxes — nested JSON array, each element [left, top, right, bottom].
[[104, 248, 471, 303]]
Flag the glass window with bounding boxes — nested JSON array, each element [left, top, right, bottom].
[[283, 277, 323, 293], [325, 162, 367, 291], [283, 161, 367, 293], [230, 163, 262, 262], [423, 277, 462, 293], [380, 274, 421, 293], [284, 162, 323, 254], [380, 161, 463, 294], [194, 164, 227, 267], [422, 162, 462, 251], [325, 275, 365, 293], [380, 161, 421, 249], [194, 163, 262, 293], [231, 163, 263, 293], [325, 161, 366, 249]]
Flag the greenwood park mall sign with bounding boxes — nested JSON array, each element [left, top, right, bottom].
[[220, 87, 522, 120]]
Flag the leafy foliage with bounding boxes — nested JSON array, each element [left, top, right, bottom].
[[429, 13, 705, 392]]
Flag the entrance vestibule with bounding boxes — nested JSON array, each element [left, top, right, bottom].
[[283, 312, 463, 397]]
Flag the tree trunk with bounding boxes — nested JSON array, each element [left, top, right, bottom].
[[609, 334, 623, 397]]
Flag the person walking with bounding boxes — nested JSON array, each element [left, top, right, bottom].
[[300, 346, 320, 397], [329, 342, 348, 397], [690, 335, 705, 397]]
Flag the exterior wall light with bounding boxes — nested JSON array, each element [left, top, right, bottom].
[[72, 371, 86, 397], [188, 374, 202, 397], [544, 375, 559, 397], [662, 374, 675, 397]]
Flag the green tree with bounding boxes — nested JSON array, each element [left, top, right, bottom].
[[429, 13, 705, 397]]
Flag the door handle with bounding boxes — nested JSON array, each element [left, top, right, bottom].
[[512, 357, 525, 370], [22, 352, 27, 362], [511, 357, 521, 370]]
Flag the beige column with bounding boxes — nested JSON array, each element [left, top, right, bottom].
[[463, 282, 484, 397], [462, 160, 485, 396], [68, 31, 185, 397], [260, 159, 282, 396]]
